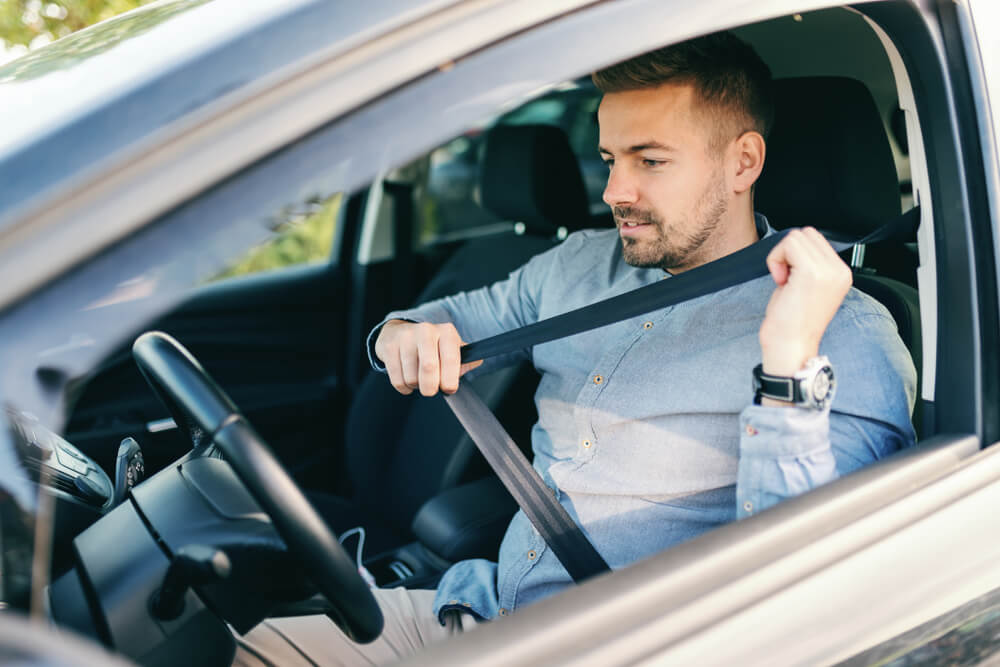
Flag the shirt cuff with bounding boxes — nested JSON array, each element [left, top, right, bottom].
[[739, 404, 831, 458]]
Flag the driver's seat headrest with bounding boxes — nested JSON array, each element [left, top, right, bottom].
[[479, 124, 591, 236], [756, 76, 901, 236]]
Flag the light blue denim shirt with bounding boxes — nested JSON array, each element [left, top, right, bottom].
[[368, 215, 917, 623]]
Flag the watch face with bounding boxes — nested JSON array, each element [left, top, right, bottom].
[[812, 366, 835, 402]]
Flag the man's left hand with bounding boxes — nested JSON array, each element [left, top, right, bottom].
[[759, 227, 852, 380]]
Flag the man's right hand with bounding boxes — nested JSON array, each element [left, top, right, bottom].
[[374, 320, 483, 396]]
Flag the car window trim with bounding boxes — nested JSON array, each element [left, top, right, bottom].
[[0, 0, 601, 313]]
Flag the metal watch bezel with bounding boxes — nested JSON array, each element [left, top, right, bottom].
[[792, 355, 836, 409]]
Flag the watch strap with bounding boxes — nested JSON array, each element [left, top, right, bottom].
[[753, 364, 803, 404]]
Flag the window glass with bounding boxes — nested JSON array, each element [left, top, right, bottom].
[[209, 191, 342, 281], [418, 79, 605, 248]]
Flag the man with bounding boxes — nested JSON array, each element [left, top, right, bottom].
[[236, 32, 916, 665]]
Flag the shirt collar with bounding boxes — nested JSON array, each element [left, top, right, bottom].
[[755, 212, 776, 240]]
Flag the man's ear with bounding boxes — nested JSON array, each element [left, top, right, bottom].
[[732, 131, 766, 194]]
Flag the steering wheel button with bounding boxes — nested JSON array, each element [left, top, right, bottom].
[[62, 444, 87, 461]]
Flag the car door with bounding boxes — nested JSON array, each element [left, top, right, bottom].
[[63, 192, 362, 487]]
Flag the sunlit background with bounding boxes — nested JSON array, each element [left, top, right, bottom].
[[0, 0, 339, 278], [0, 0, 155, 64]]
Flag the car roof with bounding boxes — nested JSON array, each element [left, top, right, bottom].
[[0, 0, 465, 228]]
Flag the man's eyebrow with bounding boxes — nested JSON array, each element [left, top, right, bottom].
[[598, 141, 677, 155]]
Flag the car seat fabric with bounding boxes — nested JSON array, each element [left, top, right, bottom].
[[756, 76, 918, 287], [852, 274, 923, 435], [311, 124, 594, 558], [757, 76, 901, 236], [480, 124, 591, 235]]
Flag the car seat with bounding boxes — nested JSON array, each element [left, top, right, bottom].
[[309, 124, 598, 557], [756, 76, 923, 433]]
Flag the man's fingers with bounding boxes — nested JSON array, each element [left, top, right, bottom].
[[416, 325, 442, 396], [375, 321, 479, 396], [767, 228, 831, 286], [766, 239, 791, 286], [460, 359, 484, 376], [439, 330, 462, 395], [800, 227, 853, 291], [796, 227, 834, 266], [386, 348, 414, 395], [399, 337, 420, 390]]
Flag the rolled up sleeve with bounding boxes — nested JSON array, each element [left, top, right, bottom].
[[735, 306, 917, 518]]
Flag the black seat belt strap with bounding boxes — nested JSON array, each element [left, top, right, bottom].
[[462, 207, 919, 364], [443, 389, 610, 580], [444, 208, 919, 583]]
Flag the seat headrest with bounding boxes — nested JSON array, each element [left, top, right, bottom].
[[756, 77, 900, 236], [480, 124, 591, 236]]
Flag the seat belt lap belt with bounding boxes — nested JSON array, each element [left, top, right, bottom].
[[443, 207, 920, 583]]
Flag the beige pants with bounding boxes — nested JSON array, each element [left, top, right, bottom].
[[233, 588, 477, 666]]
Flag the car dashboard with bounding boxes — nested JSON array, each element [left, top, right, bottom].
[[32, 420, 314, 665]]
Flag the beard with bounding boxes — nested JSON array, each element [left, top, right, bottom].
[[615, 173, 729, 272]]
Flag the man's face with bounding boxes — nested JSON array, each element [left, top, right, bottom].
[[598, 83, 733, 272]]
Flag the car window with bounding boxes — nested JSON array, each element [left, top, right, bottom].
[[417, 80, 605, 249], [209, 191, 342, 282]]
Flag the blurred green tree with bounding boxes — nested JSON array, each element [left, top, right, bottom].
[[0, 0, 155, 61], [0, 0, 340, 279]]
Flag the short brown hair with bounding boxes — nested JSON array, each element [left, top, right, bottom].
[[592, 32, 773, 150]]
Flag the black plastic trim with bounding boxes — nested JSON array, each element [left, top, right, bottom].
[[857, 2, 991, 439], [933, 0, 1000, 446]]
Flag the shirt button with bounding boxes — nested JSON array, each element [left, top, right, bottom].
[[582, 439, 592, 448], [593, 375, 603, 385], [527, 550, 537, 560], [643, 321, 653, 330], [499, 608, 508, 616], [449, 599, 458, 604], [745, 424, 758, 436], [462, 602, 471, 607], [743, 501, 753, 513]]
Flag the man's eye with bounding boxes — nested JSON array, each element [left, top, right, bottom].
[[642, 159, 665, 167]]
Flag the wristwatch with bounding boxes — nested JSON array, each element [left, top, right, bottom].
[[752, 356, 836, 409]]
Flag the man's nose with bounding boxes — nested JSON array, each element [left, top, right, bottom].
[[602, 165, 638, 207]]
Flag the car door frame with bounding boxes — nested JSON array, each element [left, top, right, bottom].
[[1, 0, 996, 662]]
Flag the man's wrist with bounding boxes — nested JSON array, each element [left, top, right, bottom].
[[760, 341, 817, 376], [759, 395, 795, 408]]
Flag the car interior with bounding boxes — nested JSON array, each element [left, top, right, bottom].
[[16, 3, 948, 662]]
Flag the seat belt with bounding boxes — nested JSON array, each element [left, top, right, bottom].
[[443, 207, 919, 583]]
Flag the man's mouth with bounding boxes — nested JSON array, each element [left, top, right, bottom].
[[618, 219, 650, 228]]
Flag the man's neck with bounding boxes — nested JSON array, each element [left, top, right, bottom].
[[666, 207, 759, 275]]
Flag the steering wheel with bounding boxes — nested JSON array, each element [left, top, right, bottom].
[[131, 331, 383, 643]]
